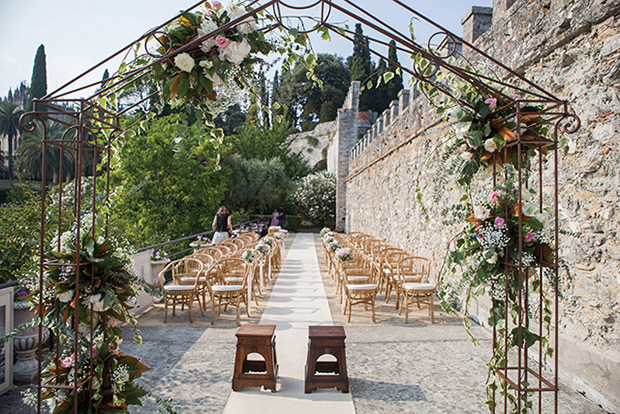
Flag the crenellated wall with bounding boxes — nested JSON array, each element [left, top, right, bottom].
[[335, 0, 620, 411]]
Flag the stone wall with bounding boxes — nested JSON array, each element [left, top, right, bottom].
[[341, 0, 620, 411]]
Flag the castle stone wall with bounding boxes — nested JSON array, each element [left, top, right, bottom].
[[342, 0, 620, 411]]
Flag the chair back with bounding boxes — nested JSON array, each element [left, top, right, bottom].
[[230, 237, 247, 249], [197, 247, 223, 261], [158, 258, 204, 288], [220, 241, 238, 254], [216, 257, 249, 288], [245, 232, 259, 242], [342, 256, 373, 284], [192, 254, 214, 271], [397, 255, 435, 284]]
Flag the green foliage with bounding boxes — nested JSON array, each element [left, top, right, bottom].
[[278, 54, 351, 127], [347, 24, 375, 111], [110, 113, 228, 246], [228, 112, 310, 179], [305, 135, 319, 147], [292, 171, 336, 227], [223, 155, 291, 214], [27, 44, 47, 111], [284, 215, 302, 232], [0, 184, 41, 284], [214, 103, 247, 135]]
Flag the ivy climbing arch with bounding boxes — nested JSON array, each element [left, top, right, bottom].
[[21, 1, 580, 413]]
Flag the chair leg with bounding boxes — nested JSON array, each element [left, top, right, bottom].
[[172, 298, 177, 316], [197, 294, 204, 317], [347, 297, 352, 323], [163, 296, 168, 323], [236, 295, 241, 325], [429, 294, 435, 324], [371, 294, 376, 323], [405, 296, 409, 324], [189, 296, 194, 323], [211, 297, 216, 325]]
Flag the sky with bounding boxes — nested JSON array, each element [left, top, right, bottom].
[[0, 0, 492, 99]]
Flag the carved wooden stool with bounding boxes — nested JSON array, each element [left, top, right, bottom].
[[304, 325, 349, 393], [232, 324, 278, 392]]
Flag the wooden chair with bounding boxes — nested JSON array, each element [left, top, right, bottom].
[[343, 257, 379, 322], [397, 257, 440, 323], [381, 249, 409, 303], [180, 254, 215, 307], [157, 258, 204, 323], [208, 258, 250, 325], [220, 241, 238, 255], [197, 246, 223, 261]]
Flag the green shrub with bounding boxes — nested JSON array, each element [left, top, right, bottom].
[[305, 135, 319, 147]]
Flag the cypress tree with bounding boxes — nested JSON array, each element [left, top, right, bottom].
[[28, 44, 47, 111], [348, 24, 375, 111], [385, 40, 403, 104]]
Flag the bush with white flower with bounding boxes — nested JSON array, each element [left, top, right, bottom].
[[293, 171, 336, 227]]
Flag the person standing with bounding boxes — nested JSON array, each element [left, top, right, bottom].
[[277, 205, 286, 229], [270, 208, 279, 227], [212, 206, 232, 244]]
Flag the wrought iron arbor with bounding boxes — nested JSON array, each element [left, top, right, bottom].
[[22, 1, 579, 412]]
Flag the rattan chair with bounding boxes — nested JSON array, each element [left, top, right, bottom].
[[343, 257, 380, 322], [208, 258, 250, 325], [397, 256, 440, 323], [381, 249, 410, 304], [158, 258, 204, 323]]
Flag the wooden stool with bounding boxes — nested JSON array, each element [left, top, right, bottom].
[[304, 325, 349, 393], [232, 325, 278, 392]]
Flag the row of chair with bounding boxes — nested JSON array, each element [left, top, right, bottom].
[[323, 231, 440, 323], [157, 232, 284, 324]]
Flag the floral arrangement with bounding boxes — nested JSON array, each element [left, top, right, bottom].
[[334, 247, 353, 262], [273, 231, 286, 240], [150, 248, 170, 262], [241, 249, 259, 263], [145, 0, 314, 111], [254, 242, 270, 257], [190, 235, 211, 248], [326, 240, 341, 253], [25, 223, 158, 413], [439, 168, 556, 410], [320, 227, 331, 237], [261, 236, 275, 247]]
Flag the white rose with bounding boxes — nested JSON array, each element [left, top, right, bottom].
[[486, 252, 498, 264], [219, 38, 252, 65], [473, 205, 491, 220], [453, 122, 470, 139], [174, 53, 195, 73], [460, 151, 473, 161], [88, 293, 108, 312], [58, 290, 74, 303], [484, 139, 498, 153], [204, 71, 223, 87], [226, 4, 246, 21], [197, 19, 218, 52]]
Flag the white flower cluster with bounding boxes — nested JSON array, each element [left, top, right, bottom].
[[112, 364, 130, 386], [478, 223, 510, 253]]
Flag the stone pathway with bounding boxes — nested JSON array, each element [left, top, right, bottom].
[[223, 232, 355, 414]]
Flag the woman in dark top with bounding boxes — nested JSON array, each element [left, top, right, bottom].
[[212, 206, 232, 244]]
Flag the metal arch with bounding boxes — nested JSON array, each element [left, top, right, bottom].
[[24, 1, 581, 413]]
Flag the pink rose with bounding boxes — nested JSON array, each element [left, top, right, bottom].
[[485, 97, 497, 110], [212, 1, 222, 10], [494, 217, 505, 227], [524, 233, 534, 242], [490, 191, 500, 202], [215, 36, 230, 48], [60, 354, 75, 368], [477, 235, 484, 243]]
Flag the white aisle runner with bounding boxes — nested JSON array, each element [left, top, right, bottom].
[[223, 233, 355, 414]]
